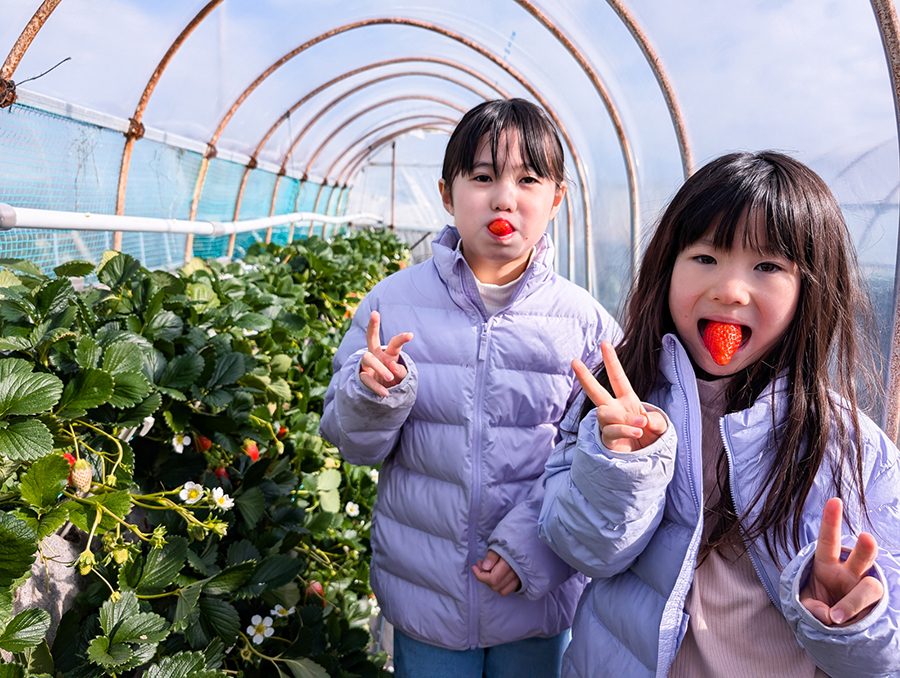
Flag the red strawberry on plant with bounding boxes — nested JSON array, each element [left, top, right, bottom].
[[197, 435, 212, 452], [213, 466, 229, 481], [307, 580, 326, 607], [63, 452, 76, 485], [277, 426, 288, 439], [243, 439, 260, 462], [72, 459, 92, 493], [702, 321, 743, 366]]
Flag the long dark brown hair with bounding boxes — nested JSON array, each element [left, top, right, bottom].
[[583, 151, 880, 559]]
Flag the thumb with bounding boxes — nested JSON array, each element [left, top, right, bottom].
[[482, 550, 500, 571]]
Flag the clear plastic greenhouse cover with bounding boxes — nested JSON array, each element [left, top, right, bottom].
[[2, 0, 900, 429]]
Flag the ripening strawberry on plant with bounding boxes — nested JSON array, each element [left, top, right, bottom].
[[242, 439, 259, 462], [72, 459, 92, 493], [197, 435, 212, 451]]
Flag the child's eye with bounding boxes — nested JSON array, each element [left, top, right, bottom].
[[756, 262, 783, 273], [520, 176, 539, 185], [473, 175, 492, 183], [694, 254, 716, 265]]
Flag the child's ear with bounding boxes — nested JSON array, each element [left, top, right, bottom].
[[549, 183, 566, 220], [439, 178, 454, 217]]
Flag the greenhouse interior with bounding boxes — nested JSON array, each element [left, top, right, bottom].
[[2, 0, 900, 676]]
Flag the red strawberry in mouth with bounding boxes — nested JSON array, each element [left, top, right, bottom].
[[488, 219, 514, 237], [701, 321, 743, 365]]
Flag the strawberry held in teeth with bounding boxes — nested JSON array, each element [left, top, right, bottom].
[[488, 219, 514, 236], [702, 321, 743, 365]]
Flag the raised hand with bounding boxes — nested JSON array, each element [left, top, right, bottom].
[[800, 497, 884, 626], [472, 550, 520, 596], [572, 341, 668, 453], [359, 311, 413, 397]]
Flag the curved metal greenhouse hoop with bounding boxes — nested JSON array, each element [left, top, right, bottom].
[[226, 58, 511, 255], [183, 18, 605, 293], [869, 0, 900, 440], [265, 107, 461, 244]]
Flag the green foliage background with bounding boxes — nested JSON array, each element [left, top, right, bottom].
[[0, 229, 408, 677]]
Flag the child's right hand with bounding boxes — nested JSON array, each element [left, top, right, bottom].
[[359, 311, 413, 397], [573, 341, 668, 453]]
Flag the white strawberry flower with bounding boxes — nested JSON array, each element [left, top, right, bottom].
[[369, 469, 379, 483], [270, 604, 295, 618], [172, 433, 191, 453], [246, 614, 273, 644], [211, 487, 234, 511], [179, 481, 205, 505], [345, 501, 360, 517]]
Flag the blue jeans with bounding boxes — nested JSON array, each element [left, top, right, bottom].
[[393, 628, 568, 678]]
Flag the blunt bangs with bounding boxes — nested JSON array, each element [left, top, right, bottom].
[[441, 99, 565, 186]]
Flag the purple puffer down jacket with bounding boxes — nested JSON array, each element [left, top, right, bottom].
[[320, 225, 620, 650]]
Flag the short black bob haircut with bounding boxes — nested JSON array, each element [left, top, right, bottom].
[[441, 99, 565, 190]]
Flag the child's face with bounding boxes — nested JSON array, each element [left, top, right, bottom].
[[439, 131, 565, 285], [668, 219, 801, 377]]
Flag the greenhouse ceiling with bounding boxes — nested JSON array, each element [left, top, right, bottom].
[[3, 0, 900, 434]]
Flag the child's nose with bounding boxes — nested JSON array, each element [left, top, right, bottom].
[[711, 275, 750, 305], [492, 181, 517, 212]]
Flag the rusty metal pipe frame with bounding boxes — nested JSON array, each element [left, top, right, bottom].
[[187, 18, 602, 293], [310, 116, 458, 235], [1, 0, 63, 95], [117, 0, 223, 255], [278, 75, 471, 174], [228, 59, 510, 253], [871, 0, 900, 440], [325, 122, 459, 230], [281, 97, 464, 238]]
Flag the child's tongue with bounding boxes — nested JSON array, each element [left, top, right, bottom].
[[488, 219, 513, 236], [701, 321, 743, 366]]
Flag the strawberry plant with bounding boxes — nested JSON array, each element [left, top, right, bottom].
[[0, 229, 407, 677]]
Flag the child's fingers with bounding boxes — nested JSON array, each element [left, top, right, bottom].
[[572, 359, 615, 408], [814, 497, 844, 566], [360, 352, 395, 384], [600, 341, 642, 412], [829, 576, 884, 626], [359, 370, 390, 397], [365, 311, 382, 354], [843, 532, 878, 580], [800, 595, 832, 626], [384, 331, 414, 358]]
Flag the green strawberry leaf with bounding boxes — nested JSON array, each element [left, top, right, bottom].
[[75, 336, 102, 370], [86, 636, 132, 667], [0, 359, 63, 417], [202, 561, 255, 596], [96, 251, 141, 289], [55, 369, 115, 419], [0, 418, 54, 461], [143, 310, 183, 342], [103, 341, 144, 375], [0, 608, 51, 652], [205, 354, 246, 389], [159, 354, 204, 389], [108, 371, 151, 409], [18, 454, 69, 509], [0, 513, 37, 588], [133, 537, 188, 595], [53, 260, 95, 278], [197, 598, 239, 644], [143, 651, 207, 678], [280, 658, 330, 678]]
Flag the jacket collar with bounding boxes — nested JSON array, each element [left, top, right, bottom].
[[430, 225, 556, 313]]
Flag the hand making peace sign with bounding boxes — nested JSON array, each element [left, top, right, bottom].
[[572, 341, 668, 453], [800, 497, 884, 626], [359, 311, 414, 397]]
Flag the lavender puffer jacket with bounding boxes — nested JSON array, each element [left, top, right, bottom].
[[320, 225, 620, 650]]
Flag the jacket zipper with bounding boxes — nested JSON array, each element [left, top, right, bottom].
[[720, 417, 780, 607]]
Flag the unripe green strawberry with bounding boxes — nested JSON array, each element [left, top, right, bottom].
[[702, 321, 742, 365], [72, 459, 92, 492]]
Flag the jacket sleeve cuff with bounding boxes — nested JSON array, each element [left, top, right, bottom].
[[781, 540, 890, 637], [487, 544, 529, 595]]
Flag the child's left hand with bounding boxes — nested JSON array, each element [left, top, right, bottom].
[[799, 497, 884, 626], [472, 550, 520, 596]]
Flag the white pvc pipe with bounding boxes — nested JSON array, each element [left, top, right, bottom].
[[0, 203, 383, 236]]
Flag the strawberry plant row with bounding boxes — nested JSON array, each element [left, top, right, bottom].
[[0, 229, 408, 678]]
